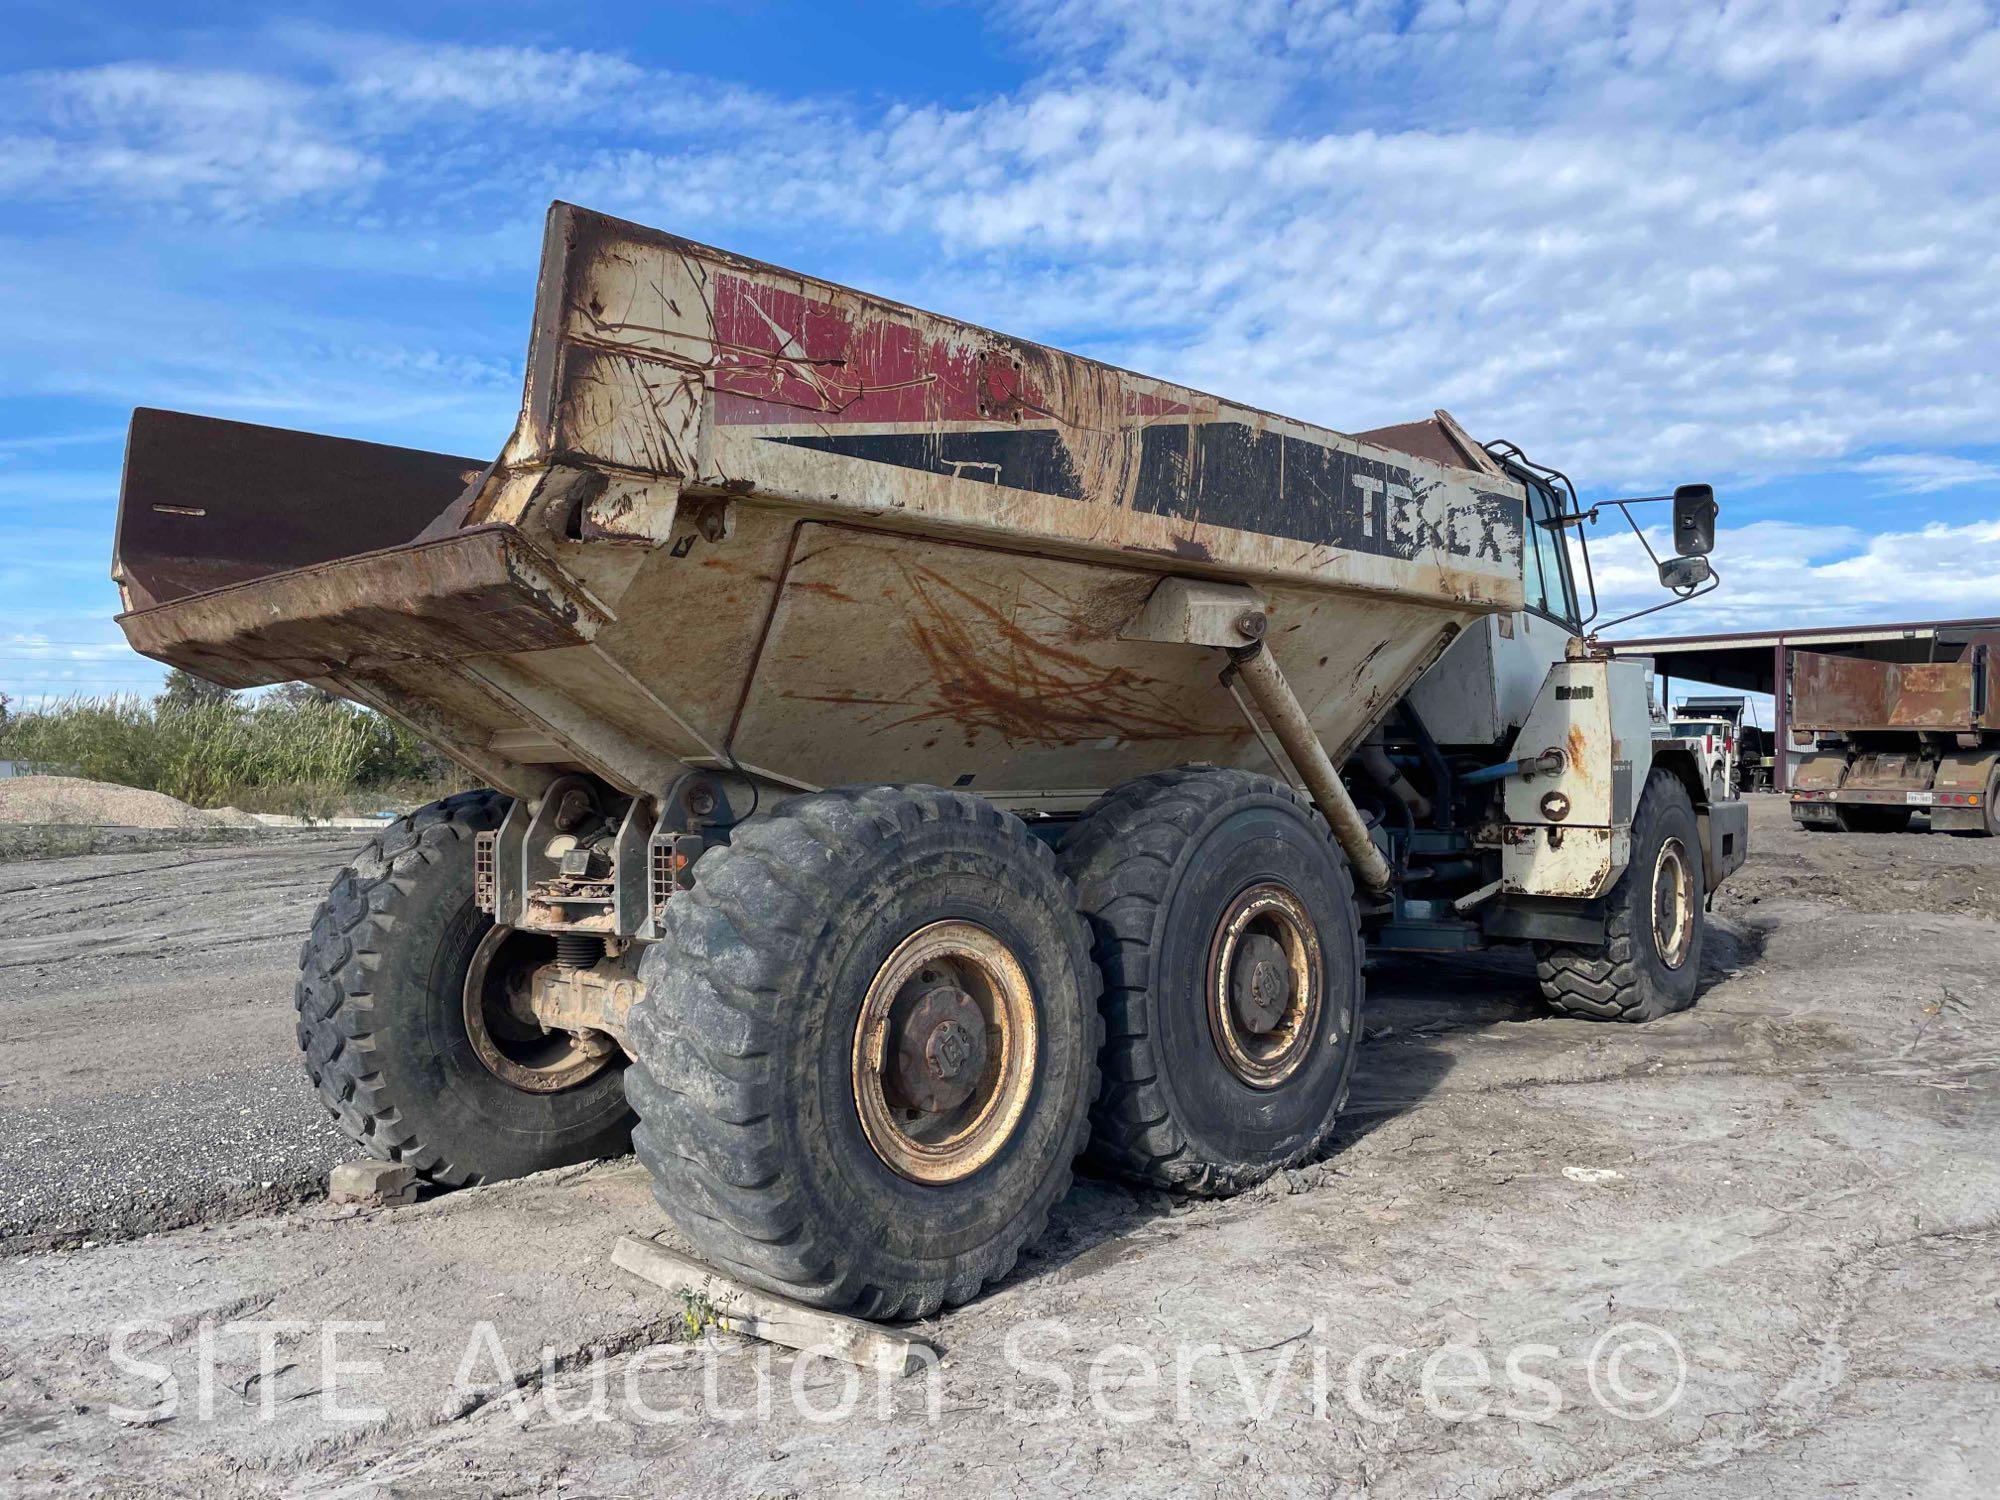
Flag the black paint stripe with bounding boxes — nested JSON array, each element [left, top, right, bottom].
[[760, 422, 1521, 565], [762, 431, 1083, 500], [1133, 423, 1518, 563]]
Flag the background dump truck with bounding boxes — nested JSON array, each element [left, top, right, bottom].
[[1790, 633, 2000, 835], [111, 203, 1747, 1318]]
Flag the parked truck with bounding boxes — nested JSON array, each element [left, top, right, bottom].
[[112, 203, 1747, 1319], [1667, 694, 1748, 798], [1789, 636, 2000, 835]]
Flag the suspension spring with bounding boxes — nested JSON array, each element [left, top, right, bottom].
[[555, 933, 603, 972]]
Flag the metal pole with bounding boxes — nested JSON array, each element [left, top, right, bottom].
[[1772, 638, 1788, 793], [1226, 643, 1394, 894]]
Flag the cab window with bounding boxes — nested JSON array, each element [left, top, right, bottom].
[[1523, 482, 1579, 628]]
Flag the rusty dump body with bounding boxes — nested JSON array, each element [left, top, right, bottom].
[[1789, 638, 2000, 833], [1790, 642, 2000, 734], [114, 202, 1528, 823]]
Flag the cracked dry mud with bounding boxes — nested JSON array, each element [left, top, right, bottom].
[[0, 797, 1995, 1496]]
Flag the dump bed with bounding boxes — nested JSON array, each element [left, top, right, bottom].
[[1791, 643, 1999, 734], [115, 203, 1529, 807]]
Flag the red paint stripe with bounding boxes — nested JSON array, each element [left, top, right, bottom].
[[708, 270, 1192, 428]]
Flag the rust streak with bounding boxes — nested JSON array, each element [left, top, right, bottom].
[[886, 563, 1241, 744]]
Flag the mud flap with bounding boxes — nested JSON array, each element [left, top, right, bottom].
[[1700, 799, 1749, 887]]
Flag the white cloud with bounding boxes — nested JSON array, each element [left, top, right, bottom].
[[7, 64, 378, 212], [1849, 453, 2000, 494], [0, 230, 520, 451], [3, 5, 1998, 511], [0, 429, 127, 458], [332, 38, 642, 116], [535, 3, 2000, 492], [0, 471, 120, 510], [1592, 517, 2000, 635]]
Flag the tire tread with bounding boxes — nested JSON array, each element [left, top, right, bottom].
[[625, 785, 1101, 1320], [294, 789, 509, 1186], [1534, 768, 1703, 1022], [1061, 767, 1363, 1196]]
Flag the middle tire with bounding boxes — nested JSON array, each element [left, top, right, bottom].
[[624, 785, 1100, 1320], [1061, 767, 1363, 1195]]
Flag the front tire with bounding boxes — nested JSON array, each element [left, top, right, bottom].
[[623, 786, 1100, 1320], [1060, 768, 1363, 1195], [1535, 769, 1706, 1022], [295, 791, 635, 1184]]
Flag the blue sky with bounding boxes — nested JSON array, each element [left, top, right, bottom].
[[4, 0, 1998, 704]]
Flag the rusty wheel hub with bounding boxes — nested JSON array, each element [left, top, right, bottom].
[[462, 925, 614, 1094], [1206, 884, 1322, 1090], [853, 921, 1037, 1184], [890, 986, 991, 1114], [1229, 931, 1293, 1035], [1650, 836, 1695, 970]]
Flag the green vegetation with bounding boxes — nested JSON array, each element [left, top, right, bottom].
[[677, 1286, 723, 1342], [0, 671, 467, 816]]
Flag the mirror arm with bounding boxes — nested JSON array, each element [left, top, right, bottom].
[[1483, 439, 1719, 640], [1615, 500, 1663, 567], [1591, 564, 1724, 637]]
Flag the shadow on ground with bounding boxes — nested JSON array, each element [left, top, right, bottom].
[[1016, 910, 1775, 1295], [1017, 944, 1529, 1288]]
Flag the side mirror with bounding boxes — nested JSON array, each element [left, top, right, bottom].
[[1672, 483, 1716, 556], [1658, 555, 1712, 592]]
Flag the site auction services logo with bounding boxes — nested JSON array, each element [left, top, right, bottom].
[[106, 1314, 1687, 1430]]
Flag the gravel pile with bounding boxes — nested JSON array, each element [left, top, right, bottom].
[[0, 774, 264, 829]]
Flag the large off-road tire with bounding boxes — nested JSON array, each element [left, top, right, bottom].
[[1060, 767, 1363, 1195], [296, 790, 634, 1184], [1535, 769, 1705, 1022], [624, 786, 1100, 1320], [1836, 804, 1913, 834]]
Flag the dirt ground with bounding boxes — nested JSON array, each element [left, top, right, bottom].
[[1, 797, 1995, 1497], [0, 833, 362, 1252]]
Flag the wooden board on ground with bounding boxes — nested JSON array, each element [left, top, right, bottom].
[[611, 1235, 937, 1377]]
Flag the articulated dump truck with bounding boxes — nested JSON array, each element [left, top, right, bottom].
[[1790, 636, 2000, 836], [113, 203, 1748, 1318]]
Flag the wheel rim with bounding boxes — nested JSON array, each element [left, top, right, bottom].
[[1650, 837, 1695, 970], [462, 925, 613, 1093], [1205, 884, 1323, 1089], [852, 920, 1038, 1184]]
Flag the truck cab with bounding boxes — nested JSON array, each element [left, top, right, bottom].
[[1666, 715, 1735, 799], [1385, 471, 1747, 967]]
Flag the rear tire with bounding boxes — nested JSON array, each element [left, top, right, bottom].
[[623, 786, 1099, 1319], [1535, 769, 1705, 1023], [1060, 767, 1362, 1195], [295, 790, 634, 1185]]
